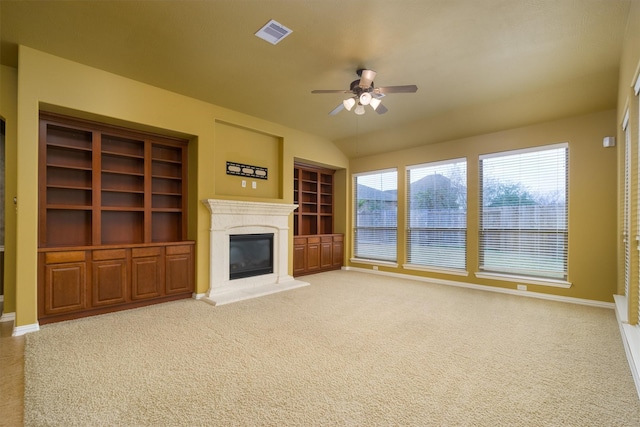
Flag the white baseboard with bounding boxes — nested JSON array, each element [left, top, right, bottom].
[[192, 292, 206, 300], [614, 295, 640, 399], [342, 266, 615, 309], [12, 322, 40, 336], [0, 311, 15, 322]]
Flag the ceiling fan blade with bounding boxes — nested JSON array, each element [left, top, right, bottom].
[[358, 69, 377, 89], [375, 103, 388, 114], [329, 103, 345, 116], [311, 89, 351, 94], [375, 85, 418, 94]]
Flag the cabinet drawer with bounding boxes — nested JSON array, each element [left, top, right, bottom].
[[93, 249, 127, 261], [307, 236, 321, 244], [45, 251, 86, 264], [132, 246, 162, 258], [166, 244, 192, 255]]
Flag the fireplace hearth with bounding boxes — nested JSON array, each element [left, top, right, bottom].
[[201, 199, 309, 305]]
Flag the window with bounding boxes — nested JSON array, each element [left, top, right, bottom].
[[406, 159, 467, 270], [353, 169, 397, 262], [479, 144, 568, 280], [623, 110, 630, 298]]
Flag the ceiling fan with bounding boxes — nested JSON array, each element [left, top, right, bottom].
[[311, 69, 418, 116]]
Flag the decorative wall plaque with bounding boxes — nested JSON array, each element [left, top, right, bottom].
[[226, 161, 268, 180]]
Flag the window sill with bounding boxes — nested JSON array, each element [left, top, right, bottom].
[[350, 258, 399, 268], [403, 263, 469, 277], [474, 272, 571, 288]]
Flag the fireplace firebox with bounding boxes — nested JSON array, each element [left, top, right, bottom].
[[229, 233, 274, 280]]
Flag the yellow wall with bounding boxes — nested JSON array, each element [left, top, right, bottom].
[[214, 121, 282, 200], [12, 46, 348, 328], [0, 65, 18, 315], [348, 110, 618, 302]]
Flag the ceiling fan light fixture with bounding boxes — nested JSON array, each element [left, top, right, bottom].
[[359, 92, 372, 106], [343, 97, 356, 111], [369, 97, 382, 110], [354, 104, 366, 115]]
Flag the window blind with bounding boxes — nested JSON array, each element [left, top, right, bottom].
[[353, 169, 398, 262], [406, 159, 467, 270], [623, 110, 630, 298], [479, 144, 568, 280]]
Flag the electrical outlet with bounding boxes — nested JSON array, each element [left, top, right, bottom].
[[373, 266, 379, 270], [252, 181, 257, 189], [517, 284, 527, 291], [241, 180, 246, 188]]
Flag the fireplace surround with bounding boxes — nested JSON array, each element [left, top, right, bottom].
[[201, 199, 309, 305]]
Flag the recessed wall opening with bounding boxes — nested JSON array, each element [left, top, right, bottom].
[[229, 233, 274, 280]]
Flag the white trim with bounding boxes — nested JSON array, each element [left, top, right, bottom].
[[353, 167, 397, 178], [623, 109, 630, 131], [343, 266, 611, 308], [192, 292, 206, 300], [350, 258, 399, 268], [479, 142, 568, 160], [0, 311, 15, 322], [0, 294, 3, 302], [406, 157, 467, 170], [474, 272, 571, 289], [614, 294, 640, 399], [403, 263, 469, 277], [634, 71, 640, 96], [12, 322, 40, 336]]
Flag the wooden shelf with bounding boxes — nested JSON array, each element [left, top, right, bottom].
[[294, 163, 335, 236], [293, 163, 342, 276], [38, 112, 193, 324]]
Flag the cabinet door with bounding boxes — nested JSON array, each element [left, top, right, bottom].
[[320, 238, 333, 268], [43, 255, 88, 316], [165, 245, 193, 295], [307, 238, 321, 271], [293, 238, 307, 276], [131, 247, 163, 300], [92, 249, 128, 307], [332, 236, 344, 268]]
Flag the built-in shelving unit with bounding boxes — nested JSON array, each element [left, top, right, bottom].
[[293, 163, 342, 275], [38, 113, 193, 324]]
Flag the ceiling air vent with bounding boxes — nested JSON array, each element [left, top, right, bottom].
[[255, 19, 292, 45]]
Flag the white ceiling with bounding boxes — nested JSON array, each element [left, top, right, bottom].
[[0, 0, 632, 157]]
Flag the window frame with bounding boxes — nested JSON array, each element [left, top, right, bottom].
[[404, 158, 468, 275], [475, 143, 571, 288], [351, 168, 398, 265]]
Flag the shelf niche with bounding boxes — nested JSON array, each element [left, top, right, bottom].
[[293, 163, 343, 276], [38, 112, 193, 324]]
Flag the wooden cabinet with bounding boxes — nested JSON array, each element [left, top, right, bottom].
[[293, 235, 343, 276], [294, 164, 335, 236], [38, 113, 193, 324], [293, 163, 343, 276], [38, 243, 195, 324]]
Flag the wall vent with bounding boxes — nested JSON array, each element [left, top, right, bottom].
[[255, 19, 292, 45]]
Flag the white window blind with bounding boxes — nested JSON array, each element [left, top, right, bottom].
[[623, 110, 630, 298], [406, 159, 467, 270], [479, 144, 568, 280], [354, 169, 397, 262]]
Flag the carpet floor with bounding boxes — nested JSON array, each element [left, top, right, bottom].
[[24, 270, 640, 426]]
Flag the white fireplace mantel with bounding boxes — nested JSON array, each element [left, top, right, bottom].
[[201, 199, 309, 305]]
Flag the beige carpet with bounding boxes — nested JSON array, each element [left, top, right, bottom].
[[25, 270, 640, 426]]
